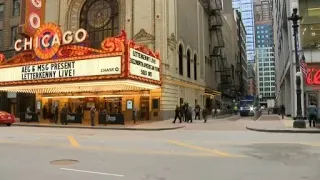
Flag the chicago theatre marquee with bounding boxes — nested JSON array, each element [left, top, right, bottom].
[[0, 23, 162, 124]]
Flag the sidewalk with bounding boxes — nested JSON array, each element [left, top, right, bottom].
[[12, 119, 185, 131], [11, 114, 235, 131], [246, 115, 320, 133]]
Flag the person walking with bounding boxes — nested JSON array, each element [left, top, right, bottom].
[[194, 104, 200, 120], [307, 102, 317, 128], [90, 105, 96, 126], [184, 103, 189, 122], [173, 105, 182, 123], [233, 105, 238, 115], [187, 106, 193, 123], [61, 104, 68, 125], [280, 105, 285, 119], [202, 107, 208, 123]]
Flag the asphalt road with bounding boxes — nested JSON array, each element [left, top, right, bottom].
[[1, 118, 320, 180]]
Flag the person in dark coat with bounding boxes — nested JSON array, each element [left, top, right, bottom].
[[61, 104, 68, 125], [173, 105, 182, 123], [202, 107, 208, 123], [184, 103, 189, 122], [42, 105, 48, 120], [180, 104, 184, 121], [194, 104, 200, 120], [280, 105, 285, 119], [187, 106, 193, 123]]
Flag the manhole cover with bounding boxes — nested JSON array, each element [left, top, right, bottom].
[[50, 159, 79, 165]]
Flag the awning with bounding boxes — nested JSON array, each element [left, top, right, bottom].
[[0, 80, 160, 94], [204, 89, 221, 96]]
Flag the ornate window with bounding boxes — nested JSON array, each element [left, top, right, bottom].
[[79, 0, 119, 48], [187, 50, 191, 78], [178, 44, 183, 75]]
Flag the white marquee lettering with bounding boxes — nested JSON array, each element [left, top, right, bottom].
[[14, 39, 23, 51], [15, 28, 88, 52], [63, 31, 73, 44], [41, 35, 50, 48], [31, 0, 42, 9], [52, 35, 61, 46], [24, 38, 33, 51], [29, 13, 41, 29], [74, 29, 87, 43]]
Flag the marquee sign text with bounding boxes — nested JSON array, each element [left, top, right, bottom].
[[129, 48, 160, 81], [0, 56, 122, 82], [14, 28, 87, 52]]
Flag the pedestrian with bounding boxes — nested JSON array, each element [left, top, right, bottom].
[[202, 107, 208, 123], [194, 104, 200, 120], [307, 102, 317, 128], [187, 106, 193, 123], [184, 103, 189, 122], [213, 108, 217, 118], [132, 108, 137, 124], [90, 105, 96, 126], [103, 108, 109, 126], [25, 106, 32, 123], [233, 105, 238, 115], [280, 105, 285, 119], [42, 105, 48, 120], [180, 104, 184, 122], [61, 104, 68, 125], [173, 105, 182, 123]]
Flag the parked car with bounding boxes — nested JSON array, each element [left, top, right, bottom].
[[0, 111, 15, 126]]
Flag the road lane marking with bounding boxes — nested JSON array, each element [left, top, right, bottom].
[[166, 140, 245, 157], [60, 168, 124, 177], [0, 139, 217, 157], [67, 136, 80, 148]]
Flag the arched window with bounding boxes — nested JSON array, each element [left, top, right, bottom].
[[194, 54, 197, 80], [178, 44, 183, 75], [79, 0, 119, 48], [187, 50, 191, 78]]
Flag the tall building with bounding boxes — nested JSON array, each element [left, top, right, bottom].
[[273, 0, 320, 117], [254, 0, 276, 106], [232, 0, 255, 63], [254, 0, 272, 21], [234, 10, 248, 96]]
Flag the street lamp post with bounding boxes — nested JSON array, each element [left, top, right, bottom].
[[288, 6, 306, 128]]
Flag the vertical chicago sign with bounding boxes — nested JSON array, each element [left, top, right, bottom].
[[21, 0, 46, 36]]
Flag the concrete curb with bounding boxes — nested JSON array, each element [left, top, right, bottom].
[[246, 126, 320, 134], [12, 123, 185, 131], [213, 114, 233, 119]]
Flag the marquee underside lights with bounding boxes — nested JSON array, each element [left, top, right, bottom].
[[0, 80, 160, 94]]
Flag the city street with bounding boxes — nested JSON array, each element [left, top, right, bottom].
[[1, 116, 320, 180]]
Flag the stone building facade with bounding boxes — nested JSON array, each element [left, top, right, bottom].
[[43, 0, 212, 119]]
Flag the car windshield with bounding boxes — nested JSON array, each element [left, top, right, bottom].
[[239, 100, 253, 107]]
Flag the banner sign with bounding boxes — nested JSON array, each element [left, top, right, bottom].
[[0, 56, 121, 82], [129, 48, 160, 81], [21, 0, 46, 36]]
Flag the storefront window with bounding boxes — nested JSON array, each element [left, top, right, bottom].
[[299, 0, 320, 49]]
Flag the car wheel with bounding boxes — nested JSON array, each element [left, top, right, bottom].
[[6, 123, 11, 126]]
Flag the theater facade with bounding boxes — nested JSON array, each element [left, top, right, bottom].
[[0, 23, 162, 124]]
